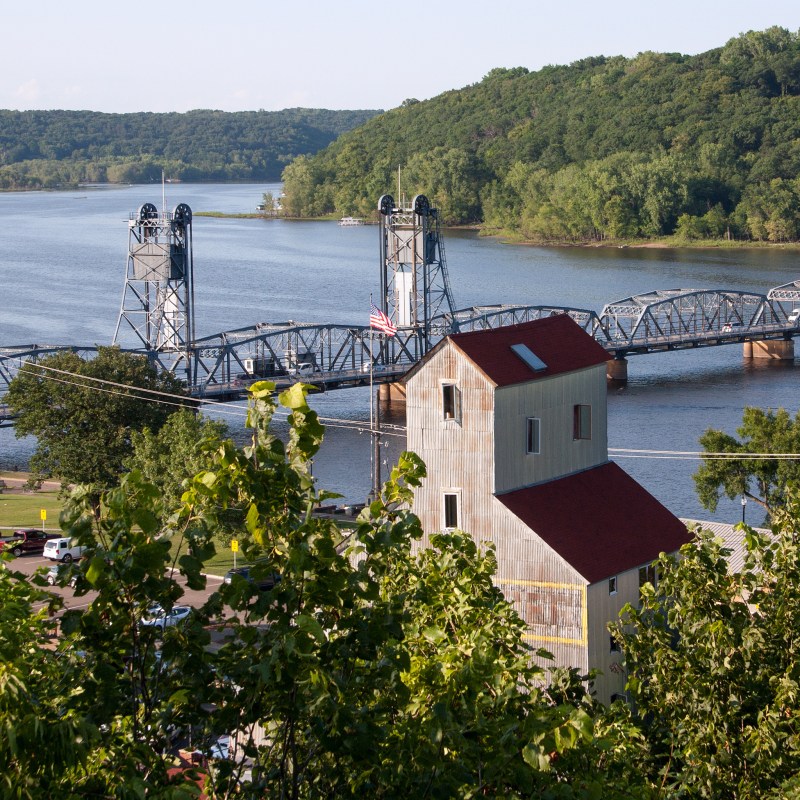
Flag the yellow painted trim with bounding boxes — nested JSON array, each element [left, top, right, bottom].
[[499, 578, 588, 646], [504, 579, 584, 590]]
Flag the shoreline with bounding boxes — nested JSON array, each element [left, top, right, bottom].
[[196, 214, 800, 251]]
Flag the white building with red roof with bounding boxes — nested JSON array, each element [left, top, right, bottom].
[[404, 314, 692, 703]]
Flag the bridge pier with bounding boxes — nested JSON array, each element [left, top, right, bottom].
[[606, 357, 628, 382], [744, 339, 795, 360], [379, 382, 407, 404]]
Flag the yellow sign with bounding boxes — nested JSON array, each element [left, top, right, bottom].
[[231, 539, 239, 553], [40, 509, 47, 521]]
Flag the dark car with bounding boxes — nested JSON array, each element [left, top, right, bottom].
[[223, 566, 280, 591], [0, 529, 55, 557]]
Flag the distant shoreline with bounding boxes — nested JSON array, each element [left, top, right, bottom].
[[195, 212, 800, 251]]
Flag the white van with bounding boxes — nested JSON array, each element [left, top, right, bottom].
[[42, 537, 86, 563], [788, 309, 800, 325]]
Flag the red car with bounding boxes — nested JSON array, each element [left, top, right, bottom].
[[0, 529, 55, 557]]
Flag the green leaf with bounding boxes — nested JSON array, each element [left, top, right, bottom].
[[85, 556, 106, 586]]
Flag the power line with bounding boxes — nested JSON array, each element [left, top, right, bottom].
[[14, 361, 406, 434], [610, 448, 800, 460], [14, 363, 800, 454]]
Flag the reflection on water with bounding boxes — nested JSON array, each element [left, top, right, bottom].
[[1, 184, 798, 524]]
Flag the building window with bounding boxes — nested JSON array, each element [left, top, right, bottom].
[[639, 564, 657, 589], [573, 404, 591, 440], [443, 492, 460, 530], [610, 693, 626, 704], [608, 576, 617, 595], [526, 417, 541, 454], [610, 635, 620, 653], [442, 383, 461, 422]]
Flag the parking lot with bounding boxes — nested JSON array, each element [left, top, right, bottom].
[[7, 550, 225, 620]]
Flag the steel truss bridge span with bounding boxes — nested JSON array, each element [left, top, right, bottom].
[[2, 285, 799, 413]]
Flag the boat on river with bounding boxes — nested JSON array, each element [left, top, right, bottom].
[[339, 216, 364, 226]]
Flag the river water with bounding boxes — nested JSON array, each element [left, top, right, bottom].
[[1, 183, 798, 525]]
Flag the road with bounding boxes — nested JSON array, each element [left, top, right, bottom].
[[7, 551, 226, 621]]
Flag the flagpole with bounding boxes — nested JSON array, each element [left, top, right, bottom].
[[369, 298, 375, 501], [369, 297, 396, 501]]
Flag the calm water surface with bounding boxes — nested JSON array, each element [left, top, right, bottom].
[[1, 183, 798, 525]]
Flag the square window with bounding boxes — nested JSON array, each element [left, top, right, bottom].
[[526, 417, 540, 454], [639, 564, 657, 589], [444, 493, 459, 529], [442, 383, 461, 422], [573, 404, 591, 440], [608, 576, 617, 595]]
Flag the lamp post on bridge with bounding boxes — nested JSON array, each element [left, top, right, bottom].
[[741, 494, 747, 524]]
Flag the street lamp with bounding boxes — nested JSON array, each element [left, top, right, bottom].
[[741, 495, 747, 524]]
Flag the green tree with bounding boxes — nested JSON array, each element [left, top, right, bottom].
[[611, 501, 800, 797], [4, 382, 644, 798], [124, 408, 227, 523], [6, 347, 188, 493], [0, 564, 96, 799], [694, 407, 800, 518]]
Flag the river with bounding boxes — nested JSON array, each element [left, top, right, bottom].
[[1, 183, 798, 525]]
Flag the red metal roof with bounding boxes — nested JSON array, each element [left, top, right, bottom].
[[449, 315, 610, 387], [497, 462, 692, 584]]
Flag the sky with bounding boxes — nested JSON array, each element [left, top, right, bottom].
[[3, 1, 800, 114]]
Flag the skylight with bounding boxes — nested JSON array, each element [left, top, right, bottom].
[[510, 343, 547, 372]]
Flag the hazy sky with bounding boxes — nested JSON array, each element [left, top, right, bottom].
[[3, 1, 800, 114]]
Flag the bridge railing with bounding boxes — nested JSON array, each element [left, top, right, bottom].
[[598, 289, 797, 351], [2, 291, 799, 407]]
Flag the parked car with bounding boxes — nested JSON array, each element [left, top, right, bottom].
[[45, 564, 77, 588], [0, 529, 56, 557], [42, 536, 86, 563], [223, 566, 281, 591], [140, 605, 192, 630]]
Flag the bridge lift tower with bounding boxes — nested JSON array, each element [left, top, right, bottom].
[[378, 193, 456, 354], [113, 202, 195, 385]]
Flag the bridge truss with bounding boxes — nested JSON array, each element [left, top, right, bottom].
[[2, 190, 800, 421]]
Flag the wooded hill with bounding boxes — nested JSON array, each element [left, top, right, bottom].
[[281, 27, 800, 243], [0, 107, 381, 189]]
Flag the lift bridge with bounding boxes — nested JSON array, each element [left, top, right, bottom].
[[2, 194, 800, 424]]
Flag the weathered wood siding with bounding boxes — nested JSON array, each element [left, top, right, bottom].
[[494, 362, 608, 493]]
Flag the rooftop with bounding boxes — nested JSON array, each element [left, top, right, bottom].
[[497, 461, 692, 584], [448, 314, 610, 387]]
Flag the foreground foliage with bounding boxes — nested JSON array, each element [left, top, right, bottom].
[[7, 384, 800, 797], [612, 502, 800, 798], [0, 383, 642, 798]]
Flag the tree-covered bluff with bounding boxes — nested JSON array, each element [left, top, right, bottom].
[[0, 107, 381, 189], [282, 27, 800, 244]]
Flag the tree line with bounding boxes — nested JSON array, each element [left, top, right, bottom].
[[0, 107, 381, 189], [282, 27, 800, 244], [4, 350, 800, 796]]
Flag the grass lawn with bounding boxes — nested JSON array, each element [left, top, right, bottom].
[[0, 491, 64, 533]]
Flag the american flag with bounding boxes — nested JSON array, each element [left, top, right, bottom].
[[370, 302, 397, 336]]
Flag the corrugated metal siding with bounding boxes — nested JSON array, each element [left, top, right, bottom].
[[494, 363, 608, 493], [491, 504, 589, 673], [407, 341, 496, 535], [681, 518, 772, 574], [406, 340, 624, 694], [586, 569, 642, 704]]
